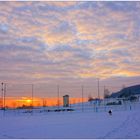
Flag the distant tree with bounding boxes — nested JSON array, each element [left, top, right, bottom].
[[119, 88, 127, 98], [122, 84, 126, 90], [43, 99, 47, 107], [104, 93, 110, 99], [104, 88, 110, 98], [88, 94, 94, 102], [121, 89, 132, 98]]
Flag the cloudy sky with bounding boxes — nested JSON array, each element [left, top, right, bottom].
[[0, 1, 140, 97]]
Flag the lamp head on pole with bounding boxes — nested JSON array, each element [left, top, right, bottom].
[[1, 83, 4, 91]]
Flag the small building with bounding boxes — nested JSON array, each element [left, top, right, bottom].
[[103, 97, 124, 106], [63, 95, 69, 107]]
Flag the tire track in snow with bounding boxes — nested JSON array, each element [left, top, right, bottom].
[[0, 131, 16, 139], [0, 129, 25, 139], [0, 132, 25, 139], [100, 115, 131, 139], [0, 133, 25, 139], [101, 112, 140, 139]]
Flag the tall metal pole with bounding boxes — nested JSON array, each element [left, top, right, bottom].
[[104, 85, 106, 107], [1, 83, 4, 109], [31, 84, 34, 112], [82, 85, 84, 112], [97, 78, 100, 108], [4, 83, 6, 110], [57, 85, 60, 109], [97, 78, 100, 99], [104, 85, 106, 98]]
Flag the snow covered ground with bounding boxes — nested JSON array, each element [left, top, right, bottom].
[[0, 103, 140, 139]]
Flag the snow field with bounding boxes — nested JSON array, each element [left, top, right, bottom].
[[0, 108, 140, 139]]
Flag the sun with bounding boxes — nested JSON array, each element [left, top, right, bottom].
[[26, 99, 31, 103]]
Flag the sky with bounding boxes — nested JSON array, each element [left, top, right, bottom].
[[0, 1, 140, 98]]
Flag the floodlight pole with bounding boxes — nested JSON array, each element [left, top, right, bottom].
[[104, 85, 106, 106], [81, 85, 84, 112], [1, 82, 6, 111], [31, 84, 34, 111], [4, 83, 6, 110], [1, 83, 4, 109], [97, 78, 100, 99], [57, 85, 60, 109], [97, 78, 100, 107], [104, 85, 106, 98]]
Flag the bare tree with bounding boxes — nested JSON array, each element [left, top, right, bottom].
[[88, 94, 94, 102], [104, 88, 110, 99]]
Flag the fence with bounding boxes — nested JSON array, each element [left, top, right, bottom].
[[0, 82, 139, 116]]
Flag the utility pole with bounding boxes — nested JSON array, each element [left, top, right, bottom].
[[81, 85, 84, 112], [31, 84, 34, 114], [97, 78, 100, 99], [4, 83, 6, 110], [1, 83, 4, 109], [57, 85, 60, 109], [104, 85, 106, 98], [97, 78, 100, 107], [104, 85, 106, 107], [1, 83, 6, 110]]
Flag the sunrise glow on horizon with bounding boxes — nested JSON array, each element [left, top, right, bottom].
[[0, 97, 88, 108]]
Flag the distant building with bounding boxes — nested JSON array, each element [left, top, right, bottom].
[[103, 98, 124, 105], [63, 95, 69, 107], [89, 98, 103, 106]]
